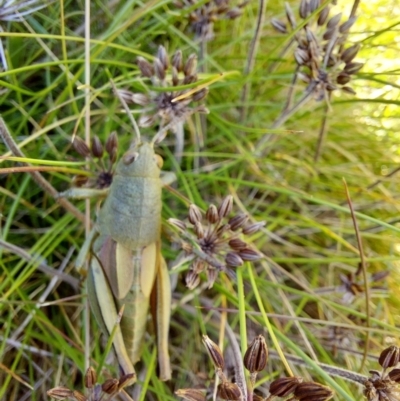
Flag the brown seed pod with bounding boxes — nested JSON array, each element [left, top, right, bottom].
[[379, 345, 400, 369], [206, 204, 219, 224], [47, 387, 74, 400], [72, 391, 87, 401], [269, 376, 303, 397], [218, 382, 242, 401], [176, 389, 207, 401], [91, 136, 103, 158], [242, 222, 266, 235], [137, 56, 154, 78], [336, 72, 351, 85], [244, 335, 268, 373], [228, 238, 248, 250], [339, 17, 357, 33], [389, 368, 400, 383], [73, 137, 90, 158], [102, 378, 119, 395], [285, 2, 296, 28], [202, 335, 225, 369], [340, 44, 360, 63], [239, 248, 261, 262], [271, 18, 288, 34], [326, 12, 342, 29], [299, 0, 309, 19], [228, 214, 249, 231], [218, 195, 233, 219], [118, 373, 136, 389], [84, 366, 97, 389], [157, 45, 169, 70], [105, 131, 118, 156], [344, 62, 364, 75], [317, 6, 330, 26], [184, 54, 198, 77], [172, 50, 183, 72], [225, 252, 244, 267], [189, 204, 203, 224], [294, 382, 334, 401], [309, 0, 320, 13], [341, 86, 356, 95], [154, 58, 167, 80]]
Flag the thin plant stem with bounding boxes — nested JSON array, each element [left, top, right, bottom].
[[240, 0, 267, 123], [255, 82, 316, 155], [313, 101, 330, 163], [247, 263, 293, 377], [343, 179, 370, 372], [0, 118, 86, 223], [236, 266, 248, 364], [282, 65, 300, 116], [224, 321, 248, 401], [268, 350, 368, 385], [84, 0, 91, 373]]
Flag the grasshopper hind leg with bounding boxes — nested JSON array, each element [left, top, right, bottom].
[[87, 255, 136, 379]]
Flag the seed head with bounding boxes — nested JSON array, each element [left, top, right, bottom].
[[272, 2, 362, 98], [116, 46, 209, 140], [175, 0, 248, 42], [170, 197, 264, 288]]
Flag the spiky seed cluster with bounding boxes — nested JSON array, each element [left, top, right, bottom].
[[47, 366, 135, 401], [363, 346, 400, 401], [169, 195, 265, 289], [271, 0, 363, 100], [72, 132, 118, 189], [173, 0, 248, 41], [117, 45, 208, 139]]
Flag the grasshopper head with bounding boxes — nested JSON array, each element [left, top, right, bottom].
[[116, 142, 163, 178]]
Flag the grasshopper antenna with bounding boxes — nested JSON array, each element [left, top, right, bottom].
[[110, 79, 141, 146]]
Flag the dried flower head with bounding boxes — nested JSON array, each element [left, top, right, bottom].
[[364, 370, 400, 401], [271, 1, 363, 100], [169, 195, 265, 289], [71, 132, 118, 190], [174, 0, 248, 41], [117, 46, 209, 142], [47, 366, 135, 400]]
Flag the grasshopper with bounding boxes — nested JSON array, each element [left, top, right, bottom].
[[64, 134, 173, 382]]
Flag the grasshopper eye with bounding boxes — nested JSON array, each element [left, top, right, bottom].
[[123, 151, 139, 165], [154, 154, 164, 168]]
